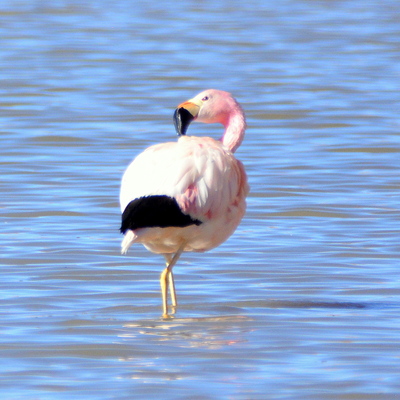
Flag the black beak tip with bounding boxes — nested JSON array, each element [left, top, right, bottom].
[[173, 107, 194, 136], [173, 108, 181, 136]]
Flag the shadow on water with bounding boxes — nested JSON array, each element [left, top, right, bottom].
[[212, 299, 400, 311], [231, 299, 368, 309]]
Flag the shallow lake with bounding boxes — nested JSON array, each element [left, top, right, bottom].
[[1, 1, 400, 399]]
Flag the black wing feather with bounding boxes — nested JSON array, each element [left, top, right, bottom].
[[120, 195, 202, 234]]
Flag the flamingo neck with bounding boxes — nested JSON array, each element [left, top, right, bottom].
[[220, 110, 246, 153]]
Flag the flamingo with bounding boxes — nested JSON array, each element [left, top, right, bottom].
[[119, 89, 249, 317]]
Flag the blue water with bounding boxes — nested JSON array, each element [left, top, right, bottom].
[[1, 1, 400, 399]]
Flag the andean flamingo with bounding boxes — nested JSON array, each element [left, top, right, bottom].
[[119, 89, 249, 317]]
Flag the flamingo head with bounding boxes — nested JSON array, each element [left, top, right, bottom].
[[173, 89, 236, 136]]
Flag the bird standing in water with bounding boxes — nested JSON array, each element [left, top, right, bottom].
[[119, 89, 249, 317]]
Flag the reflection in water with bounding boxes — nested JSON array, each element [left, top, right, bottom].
[[119, 316, 253, 385], [122, 315, 252, 349]]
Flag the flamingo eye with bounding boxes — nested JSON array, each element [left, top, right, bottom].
[[202, 96, 209, 101]]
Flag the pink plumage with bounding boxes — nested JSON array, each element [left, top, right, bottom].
[[119, 89, 249, 317]]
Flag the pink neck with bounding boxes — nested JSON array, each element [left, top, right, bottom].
[[220, 109, 246, 153]]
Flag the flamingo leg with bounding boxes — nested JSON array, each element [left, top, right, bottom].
[[160, 243, 185, 317], [165, 254, 178, 308]]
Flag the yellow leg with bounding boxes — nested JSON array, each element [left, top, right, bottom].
[[160, 267, 169, 317], [160, 243, 185, 318], [169, 272, 177, 307], [164, 254, 177, 307]]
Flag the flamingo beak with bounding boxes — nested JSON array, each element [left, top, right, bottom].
[[173, 101, 200, 136]]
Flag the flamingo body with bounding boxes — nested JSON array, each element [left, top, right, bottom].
[[120, 135, 247, 254], [119, 89, 248, 316]]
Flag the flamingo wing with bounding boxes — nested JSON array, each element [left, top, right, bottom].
[[120, 136, 247, 228]]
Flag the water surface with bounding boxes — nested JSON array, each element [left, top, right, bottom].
[[1, 1, 400, 399]]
